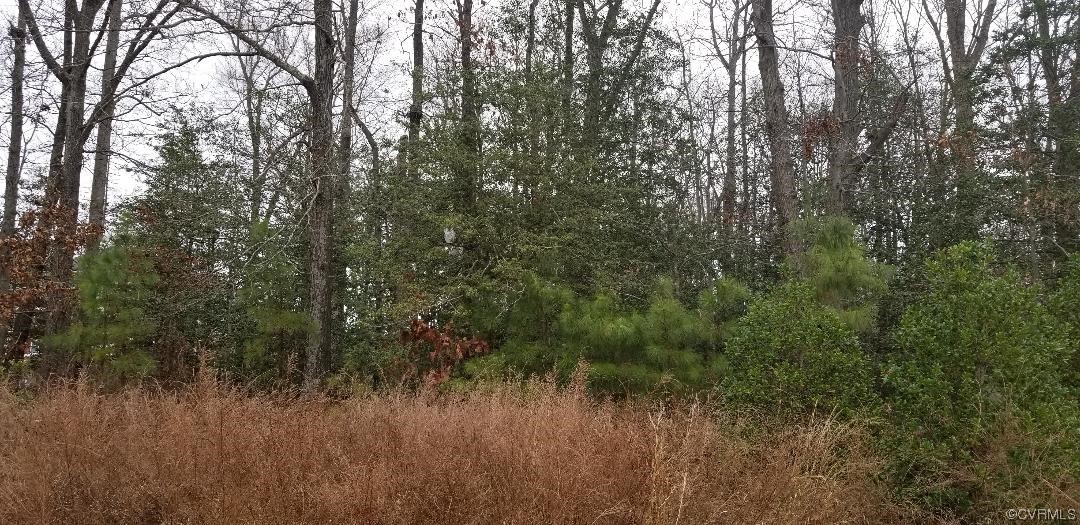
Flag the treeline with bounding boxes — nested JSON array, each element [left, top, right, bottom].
[[0, 0, 1078, 518]]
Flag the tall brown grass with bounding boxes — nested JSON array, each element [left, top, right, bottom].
[[0, 376, 906, 524]]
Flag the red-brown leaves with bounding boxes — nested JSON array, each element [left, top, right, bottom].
[[801, 113, 841, 161], [1, 205, 97, 359], [399, 318, 490, 385]]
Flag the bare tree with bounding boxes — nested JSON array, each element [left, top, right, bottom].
[[407, 0, 424, 179], [923, 0, 998, 242], [18, 0, 186, 332], [27, 0, 111, 332], [1, 6, 28, 358], [179, 0, 338, 387], [708, 0, 751, 230], [752, 0, 798, 255], [87, 0, 123, 252]]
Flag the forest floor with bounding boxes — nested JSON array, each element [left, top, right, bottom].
[[0, 378, 925, 524]]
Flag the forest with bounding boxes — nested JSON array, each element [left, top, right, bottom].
[[0, 0, 1078, 522]]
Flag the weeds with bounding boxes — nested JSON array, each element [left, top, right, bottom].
[[0, 376, 905, 524]]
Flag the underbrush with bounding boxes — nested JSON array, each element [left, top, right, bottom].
[[0, 376, 908, 524]]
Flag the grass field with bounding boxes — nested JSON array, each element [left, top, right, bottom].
[[0, 377, 916, 524]]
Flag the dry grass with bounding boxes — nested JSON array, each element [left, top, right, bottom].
[[0, 377, 905, 524]]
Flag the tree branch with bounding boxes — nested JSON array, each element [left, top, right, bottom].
[[177, 0, 314, 90], [17, 0, 66, 80]]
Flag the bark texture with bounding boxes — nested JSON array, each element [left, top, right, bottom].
[[752, 0, 799, 255]]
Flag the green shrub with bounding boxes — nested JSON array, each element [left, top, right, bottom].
[[1050, 254, 1080, 391], [468, 275, 727, 394], [239, 307, 313, 383], [881, 242, 1079, 515], [49, 247, 161, 380], [792, 216, 891, 334], [723, 281, 876, 417], [697, 277, 751, 343]]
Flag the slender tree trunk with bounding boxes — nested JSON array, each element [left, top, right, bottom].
[[524, 0, 539, 85], [304, 0, 336, 388], [739, 42, 750, 233], [578, 0, 607, 168], [561, 0, 575, 123], [936, 0, 996, 244], [339, 0, 358, 185], [238, 53, 265, 226], [407, 0, 424, 180], [523, 0, 541, 204], [2, 18, 24, 240], [1033, 0, 1079, 257], [1, 10, 27, 359], [722, 64, 739, 230], [331, 0, 360, 372], [13, 5, 70, 358], [720, 5, 746, 230], [752, 0, 798, 256], [44, 8, 74, 206], [950, 67, 979, 240], [88, 0, 122, 252], [458, 0, 479, 214], [826, 0, 864, 216]]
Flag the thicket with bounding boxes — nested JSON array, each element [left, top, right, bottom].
[[3, 118, 1075, 520], [24, 211, 1076, 520], [881, 244, 1079, 515]]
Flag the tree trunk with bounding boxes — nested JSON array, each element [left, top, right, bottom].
[[718, 3, 747, 231], [332, 0, 360, 372], [43, 7, 74, 207], [561, 0, 575, 122], [340, 0, 358, 185], [88, 0, 123, 252], [722, 61, 739, 230], [1033, 0, 1079, 257], [48, 0, 108, 334], [752, 0, 798, 256], [938, 0, 997, 244], [304, 0, 336, 388], [458, 0, 479, 214], [407, 0, 424, 179], [1, 9, 27, 359], [825, 0, 864, 216], [238, 53, 265, 226], [950, 67, 979, 241], [576, 0, 618, 169]]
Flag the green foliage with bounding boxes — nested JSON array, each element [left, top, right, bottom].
[[1050, 254, 1080, 391], [881, 243, 1079, 514], [717, 219, 885, 418], [239, 307, 313, 383], [50, 247, 160, 380], [793, 217, 891, 333], [227, 225, 312, 385], [723, 281, 876, 417], [467, 275, 729, 394], [697, 277, 751, 342]]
